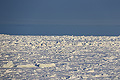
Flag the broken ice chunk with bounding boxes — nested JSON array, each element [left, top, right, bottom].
[[3, 61, 14, 68], [39, 63, 55, 68], [17, 64, 36, 68]]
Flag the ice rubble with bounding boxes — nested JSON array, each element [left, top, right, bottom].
[[39, 63, 56, 68], [17, 64, 36, 68], [0, 34, 120, 80], [2, 61, 14, 68]]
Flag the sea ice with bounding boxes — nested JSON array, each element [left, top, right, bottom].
[[17, 64, 36, 68], [2, 61, 14, 68], [39, 63, 56, 68], [0, 34, 120, 80]]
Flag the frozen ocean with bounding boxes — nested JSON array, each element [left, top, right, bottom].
[[1, 0, 120, 79], [0, 34, 120, 80]]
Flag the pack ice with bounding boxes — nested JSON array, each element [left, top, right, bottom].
[[0, 34, 120, 80]]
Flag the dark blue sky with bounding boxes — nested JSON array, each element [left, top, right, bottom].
[[0, 0, 120, 25]]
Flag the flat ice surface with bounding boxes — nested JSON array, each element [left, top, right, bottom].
[[0, 34, 120, 79]]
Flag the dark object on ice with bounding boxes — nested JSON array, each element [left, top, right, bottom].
[[73, 69, 77, 71], [42, 75, 47, 77], [80, 76, 83, 79], [83, 68, 86, 70], [13, 65, 17, 67], [35, 64, 39, 67], [66, 76, 70, 79]]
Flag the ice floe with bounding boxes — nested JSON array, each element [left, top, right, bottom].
[[39, 63, 56, 68], [17, 64, 36, 68], [2, 61, 14, 68]]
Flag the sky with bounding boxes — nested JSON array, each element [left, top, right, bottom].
[[0, 0, 120, 26]]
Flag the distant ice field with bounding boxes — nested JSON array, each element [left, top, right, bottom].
[[0, 34, 120, 79], [0, 24, 120, 36]]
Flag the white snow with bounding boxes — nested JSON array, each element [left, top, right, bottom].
[[0, 34, 120, 79], [2, 61, 14, 68], [39, 63, 56, 68], [17, 64, 36, 68]]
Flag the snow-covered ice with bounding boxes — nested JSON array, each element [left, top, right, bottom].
[[0, 34, 120, 79]]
